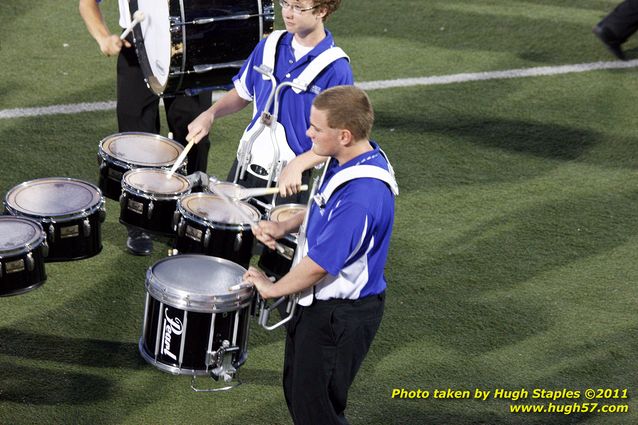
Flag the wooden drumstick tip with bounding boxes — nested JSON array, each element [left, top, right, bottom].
[[132, 10, 145, 22]]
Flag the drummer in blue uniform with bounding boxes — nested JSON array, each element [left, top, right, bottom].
[[186, 0, 353, 205], [243, 85, 398, 425]]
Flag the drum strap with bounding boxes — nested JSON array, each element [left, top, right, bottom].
[[260, 31, 350, 92], [290, 47, 349, 93], [314, 149, 399, 208], [313, 162, 399, 208], [262, 30, 287, 78]]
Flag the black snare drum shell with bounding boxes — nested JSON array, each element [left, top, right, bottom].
[[140, 295, 250, 375], [174, 219, 255, 269], [119, 192, 179, 236], [42, 215, 103, 262], [0, 247, 47, 297]]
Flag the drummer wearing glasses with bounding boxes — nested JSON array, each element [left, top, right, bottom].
[[186, 0, 353, 205], [244, 86, 397, 424]]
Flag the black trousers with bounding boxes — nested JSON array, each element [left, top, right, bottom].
[[283, 293, 385, 425], [600, 0, 638, 43], [117, 44, 212, 174]]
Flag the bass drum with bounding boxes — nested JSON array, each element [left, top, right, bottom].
[[4, 178, 105, 262], [98, 132, 187, 200], [0, 216, 48, 296], [173, 193, 260, 268], [130, 0, 275, 95], [139, 254, 253, 379]]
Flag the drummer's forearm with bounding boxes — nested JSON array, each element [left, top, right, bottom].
[[266, 256, 327, 299], [79, 0, 112, 42], [208, 89, 250, 120], [280, 211, 305, 235], [288, 150, 328, 173]]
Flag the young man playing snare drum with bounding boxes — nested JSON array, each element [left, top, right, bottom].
[[244, 85, 398, 424], [186, 0, 353, 206]]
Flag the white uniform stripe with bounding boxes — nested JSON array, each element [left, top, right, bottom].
[[2, 60, 637, 120]]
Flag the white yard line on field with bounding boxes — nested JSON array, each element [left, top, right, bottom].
[[2, 59, 638, 120]]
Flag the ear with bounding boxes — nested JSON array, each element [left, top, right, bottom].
[[315, 6, 328, 20], [338, 128, 353, 146]]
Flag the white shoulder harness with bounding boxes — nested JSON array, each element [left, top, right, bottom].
[[261, 31, 350, 93], [314, 154, 399, 208]]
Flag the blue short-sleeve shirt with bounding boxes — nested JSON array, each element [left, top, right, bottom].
[[232, 30, 354, 156], [306, 142, 395, 300]]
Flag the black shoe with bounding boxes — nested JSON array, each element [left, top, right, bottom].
[[126, 231, 153, 256], [593, 25, 626, 60]]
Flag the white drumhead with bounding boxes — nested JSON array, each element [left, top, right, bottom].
[[137, 0, 170, 87], [209, 181, 245, 200], [270, 204, 306, 223], [123, 169, 190, 194], [0, 217, 43, 252], [100, 133, 183, 166], [146, 255, 251, 312], [5, 178, 102, 217], [180, 193, 260, 224]]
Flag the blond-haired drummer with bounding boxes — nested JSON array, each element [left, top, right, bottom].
[[245, 86, 398, 424]]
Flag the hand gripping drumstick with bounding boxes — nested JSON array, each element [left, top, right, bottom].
[[166, 139, 195, 179], [208, 181, 288, 255], [120, 10, 145, 40]]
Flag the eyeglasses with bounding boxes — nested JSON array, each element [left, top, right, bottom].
[[279, 0, 319, 15]]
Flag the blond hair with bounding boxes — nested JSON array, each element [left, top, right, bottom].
[[313, 86, 374, 141]]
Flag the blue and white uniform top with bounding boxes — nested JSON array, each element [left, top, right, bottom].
[[304, 142, 397, 302], [232, 30, 354, 156]]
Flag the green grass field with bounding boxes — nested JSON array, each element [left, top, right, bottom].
[[1, 1, 637, 424]]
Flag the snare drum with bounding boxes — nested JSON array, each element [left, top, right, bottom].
[[0, 216, 48, 296], [173, 193, 260, 268], [139, 255, 253, 379], [4, 178, 105, 261], [120, 169, 191, 235], [258, 204, 306, 280], [129, 0, 275, 95], [98, 132, 187, 200]]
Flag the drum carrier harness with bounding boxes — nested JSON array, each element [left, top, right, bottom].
[[235, 30, 350, 209]]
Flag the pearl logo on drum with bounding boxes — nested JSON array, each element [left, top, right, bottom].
[[161, 308, 184, 361]]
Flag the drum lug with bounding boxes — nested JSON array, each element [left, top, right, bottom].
[[26, 252, 35, 272], [83, 218, 91, 236], [172, 210, 181, 232], [203, 228, 211, 248], [177, 218, 186, 237], [233, 232, 242, 252], [119, 191, 127, 209], [42, 239, 49, 258], [147, 201, 154, 220], [48, 224, 55, 244], [99, 203, 107, 223]]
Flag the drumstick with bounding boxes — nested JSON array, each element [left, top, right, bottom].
[[120, 11, 145, 40], [238, 184, 308, 200], [208, 183, 287, 255], [229, 276, 276, 292], [166, 139, 195, 179]]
